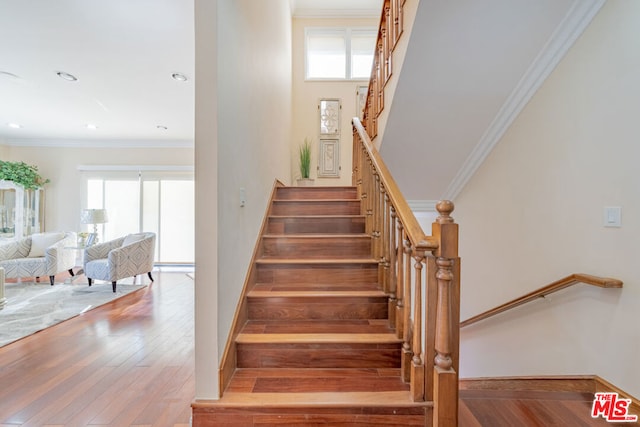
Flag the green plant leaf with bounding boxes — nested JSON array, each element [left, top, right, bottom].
[[299, 138, 312, 179], [0, 161, 50, 189]]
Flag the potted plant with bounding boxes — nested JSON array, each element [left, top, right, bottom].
[[296, 138, 314, 186], [0, 161, 49, 189]]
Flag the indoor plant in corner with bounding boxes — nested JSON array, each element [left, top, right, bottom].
[[0, 161, 50, 189], [296, 138, 314, 186], [0, 161, 49, 237]]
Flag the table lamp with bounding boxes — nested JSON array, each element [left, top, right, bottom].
[[80, 208, 108, 244]]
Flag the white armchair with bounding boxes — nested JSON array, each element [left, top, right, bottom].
[[83, 232, 156, 292], [0, 231, 77, 285]]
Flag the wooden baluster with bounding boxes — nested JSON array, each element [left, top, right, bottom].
[[377, 39, 384, 113], [395, 221, 404, 339], [424, 253, 438, 402], [352, 127, 359, 187], [381, 189, 390, 295], [363, 156, 373, 236], [396, 0, 404, 43], [432, 200, 459, 427], [388, 206, 397, 329], [401, 237, 413, 383], [373, 173, 382, 263], [384, 1, 392, 82], [411, 250, 425, 402], [390, 0, 397, 48], [356, 143, 364, 204], [434, 258, 453, 370]]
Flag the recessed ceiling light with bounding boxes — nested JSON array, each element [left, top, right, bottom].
[[157, 125, 168, 130], [8, 123, 21, 129], [57, 71, 78, 82], [171, 73, 188, 82], [86, 124, 98, 130]]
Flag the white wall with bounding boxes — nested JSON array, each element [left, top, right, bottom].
[[2, 144, 193, 232], [194, 0, 218, 400], [455, 0, 640, 398], [214, 0, 293, 396], [292, 17, 376, 186]]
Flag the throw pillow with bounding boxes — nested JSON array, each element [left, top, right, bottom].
[[122, 233, 145, 247], [28, 232, 65, 258]]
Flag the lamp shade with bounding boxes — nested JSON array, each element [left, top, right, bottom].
[[80, 209, 108, 224]]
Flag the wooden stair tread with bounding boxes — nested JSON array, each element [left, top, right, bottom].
[[248, 290, 386, 298], [227, 368, 411, 394], [269, 215, 365, 219], [252, 283, 382, 291], [262, 233, 370, 238], [242, 320, 395, 334], [232, 367, 403, 378], [236, 333, 401, 344], [256, 258, 378, 265], [273, 198, 359, 202], [196, 391, 427, 408]]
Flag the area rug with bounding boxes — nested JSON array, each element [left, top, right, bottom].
[[0, 280, 145, 347]]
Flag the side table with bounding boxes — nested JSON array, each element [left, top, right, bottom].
[[64, 246, 87, 282]]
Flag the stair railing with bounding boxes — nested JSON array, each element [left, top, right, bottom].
[[361, 0, 405, 140], [353, 117, 460, 426]]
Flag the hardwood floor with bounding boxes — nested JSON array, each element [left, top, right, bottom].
[[460, 388, 640, 426], [0, 269, 194, 427]]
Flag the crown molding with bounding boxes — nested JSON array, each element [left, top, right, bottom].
[[293, 9, 380, 19], [77, 165, 194, 172], [407, 200, 437, 212], [2, 138, 194, 148], [442, 0, 606, 201]]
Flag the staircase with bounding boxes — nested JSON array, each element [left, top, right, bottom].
[[192, 185, 430, 426]]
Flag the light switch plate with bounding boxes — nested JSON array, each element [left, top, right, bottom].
[[240, 187, 246, 207], [603, 206, 621, 227]]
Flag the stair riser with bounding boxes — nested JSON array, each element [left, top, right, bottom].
[[236, 343, 401, 369], [247, 297, 388, 320], [276, 187, 358, 200], [271, 201, 361, 216], [256, 264, 378, 285], [267, 217, 366, 234], [261, 238, 371, 258], [193, 409, 428, 427]]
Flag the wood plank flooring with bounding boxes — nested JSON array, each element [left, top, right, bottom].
[[0, 269, 194, 426], [460, 388, 639, 426]]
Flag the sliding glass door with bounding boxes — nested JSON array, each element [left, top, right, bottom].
[[83, 169, 194, 264]]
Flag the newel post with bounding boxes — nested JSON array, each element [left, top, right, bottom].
[[432, 200, 459, 427]]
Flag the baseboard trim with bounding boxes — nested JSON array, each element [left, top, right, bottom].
[[594, 375, 640, 419], [459, 375, 595, 393]]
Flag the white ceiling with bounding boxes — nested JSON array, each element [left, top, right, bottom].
[[0, 0, 195, 145], [0, 0, 382, 146], [291, 0, 382, 18]]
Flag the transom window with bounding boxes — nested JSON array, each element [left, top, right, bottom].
[[305, 27, 376, 80]]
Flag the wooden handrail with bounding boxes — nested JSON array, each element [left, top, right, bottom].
[[353, 118, 437, 252], [460, 273, 623, 328]]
